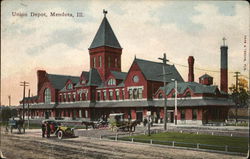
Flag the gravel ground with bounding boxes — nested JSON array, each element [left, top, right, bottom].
[[0, 128, 246, 159]]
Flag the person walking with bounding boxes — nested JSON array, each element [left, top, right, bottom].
[[41, 122, 46, 138], [46, 122, 51, 138]]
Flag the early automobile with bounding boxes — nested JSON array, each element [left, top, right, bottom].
[[42, 119, 75, 139], [7, 117, 25, 134]]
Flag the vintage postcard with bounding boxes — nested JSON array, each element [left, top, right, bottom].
[[1, 0, 249, 158]]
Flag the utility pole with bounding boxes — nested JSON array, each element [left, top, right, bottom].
[[8, 95, 11, 106], [158, 53, 169, 131], [174, 80, 178, 125], [28, 89, 30, 129], [20, 81, 29, 120], [234, 72, 240, 124]]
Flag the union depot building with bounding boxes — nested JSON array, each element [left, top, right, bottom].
[[19, 12, 234, 125]]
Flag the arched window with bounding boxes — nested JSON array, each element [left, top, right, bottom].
[[44, 88, 51, 104], [158, 93, 163, 99]]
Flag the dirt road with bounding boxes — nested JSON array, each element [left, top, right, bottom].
[[0, 129, 245, 159]]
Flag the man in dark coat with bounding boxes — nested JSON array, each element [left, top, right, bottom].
[[41, 122, 46, 138], [46, 122, 51, 138]]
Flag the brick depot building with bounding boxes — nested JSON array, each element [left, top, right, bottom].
[[19, 13, 234, 125]]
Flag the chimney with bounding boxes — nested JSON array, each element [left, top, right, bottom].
[[220, 38, 228, 93], [37, 70, 47, 94], [188, 56, 195, 82]]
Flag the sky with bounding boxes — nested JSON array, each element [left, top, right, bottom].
[[1, 0, 249, 106]]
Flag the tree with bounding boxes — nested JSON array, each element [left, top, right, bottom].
[[229, 77, 249, 107], [229, 77, 249, 123], [0, 106, 18, 122]]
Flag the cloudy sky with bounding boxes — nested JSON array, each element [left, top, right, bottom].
[[1, 0, 249, 105]]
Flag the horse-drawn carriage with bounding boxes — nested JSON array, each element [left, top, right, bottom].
[[109, 113, 139, 132], [6, 118, 25, 134], [81, 119, 108, 130]]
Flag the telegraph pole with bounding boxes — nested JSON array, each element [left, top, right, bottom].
[[20, 81, 29, 120], [234, 72, 240, 124], [8, 95, 11, 106], [27, 89, 30, 129], [158, 53, 169, 131]]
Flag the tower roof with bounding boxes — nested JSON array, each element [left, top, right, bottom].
[[89, 16, 121, 49]]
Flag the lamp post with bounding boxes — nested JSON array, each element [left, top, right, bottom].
[[172, 79, 178, 125]]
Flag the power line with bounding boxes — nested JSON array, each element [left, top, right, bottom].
[[169, 61, 246, 74]]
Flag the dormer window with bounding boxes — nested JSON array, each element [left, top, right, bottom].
[[108, 78, 116, 86], [67, 83, 73, 90], [81, 80, 86, 85], [185, 92, 191, 98], [158, 93, 163, 99]]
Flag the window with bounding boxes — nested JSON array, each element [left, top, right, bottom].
[[109, 91, 113, 100], [158, 93, 163, 99], [64, 93, 66, 102], [138, 88, 142, 99], [172, 92, 175, 98], [97, 92, 101, 101], [192, 109, 197, 120], [85, 93, 88, 100], [79, 110, 82, 118], [79, 93, 82, 101], [99, 56, 102, 67], [73, 93, 76, 101], [85, 110, 88, 118], [129, 89, 133, 99], [68, 94, 71, 101], [133, 89, 138, 99], [60, 94, 62, 102], [185, 92, 191, 98], [108, 79, 116, 86], [103, 91, 106, 100], [115, 58, 118, 67], [44, 88, 51, 104], [181, 110, 185, 120], [122, 89, 125, 100], [108, 56, 111, 67], [133, 75, 139, 83], [81, 80, 86, 85], [67, 83, 73, 90], [93, 57, 96, 68], [116, 90, 119, 100]]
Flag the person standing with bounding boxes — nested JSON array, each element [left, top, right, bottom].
[[46, 122, 51, 138], [41, 122, 46, 138]]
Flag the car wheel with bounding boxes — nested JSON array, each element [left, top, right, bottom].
[[57, 130, 63, 139]]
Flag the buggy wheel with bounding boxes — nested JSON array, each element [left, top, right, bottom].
[[57, 130, 63, 139]]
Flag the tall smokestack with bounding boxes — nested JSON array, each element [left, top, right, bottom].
[[220, 37, 228, 93], [188, 56, 195, 82]]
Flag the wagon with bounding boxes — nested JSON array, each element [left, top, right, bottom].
[[109, 113, 139, 132], [7, 118, 25, 134]]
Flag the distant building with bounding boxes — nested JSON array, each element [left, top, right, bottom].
[[19, 11, 234, 125]]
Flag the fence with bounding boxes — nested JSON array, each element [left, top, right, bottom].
[[100, 133, 248, 155]]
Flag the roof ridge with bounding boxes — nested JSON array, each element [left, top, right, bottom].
[[48, 73, 79, 78], [135, 58, 171, 66]]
